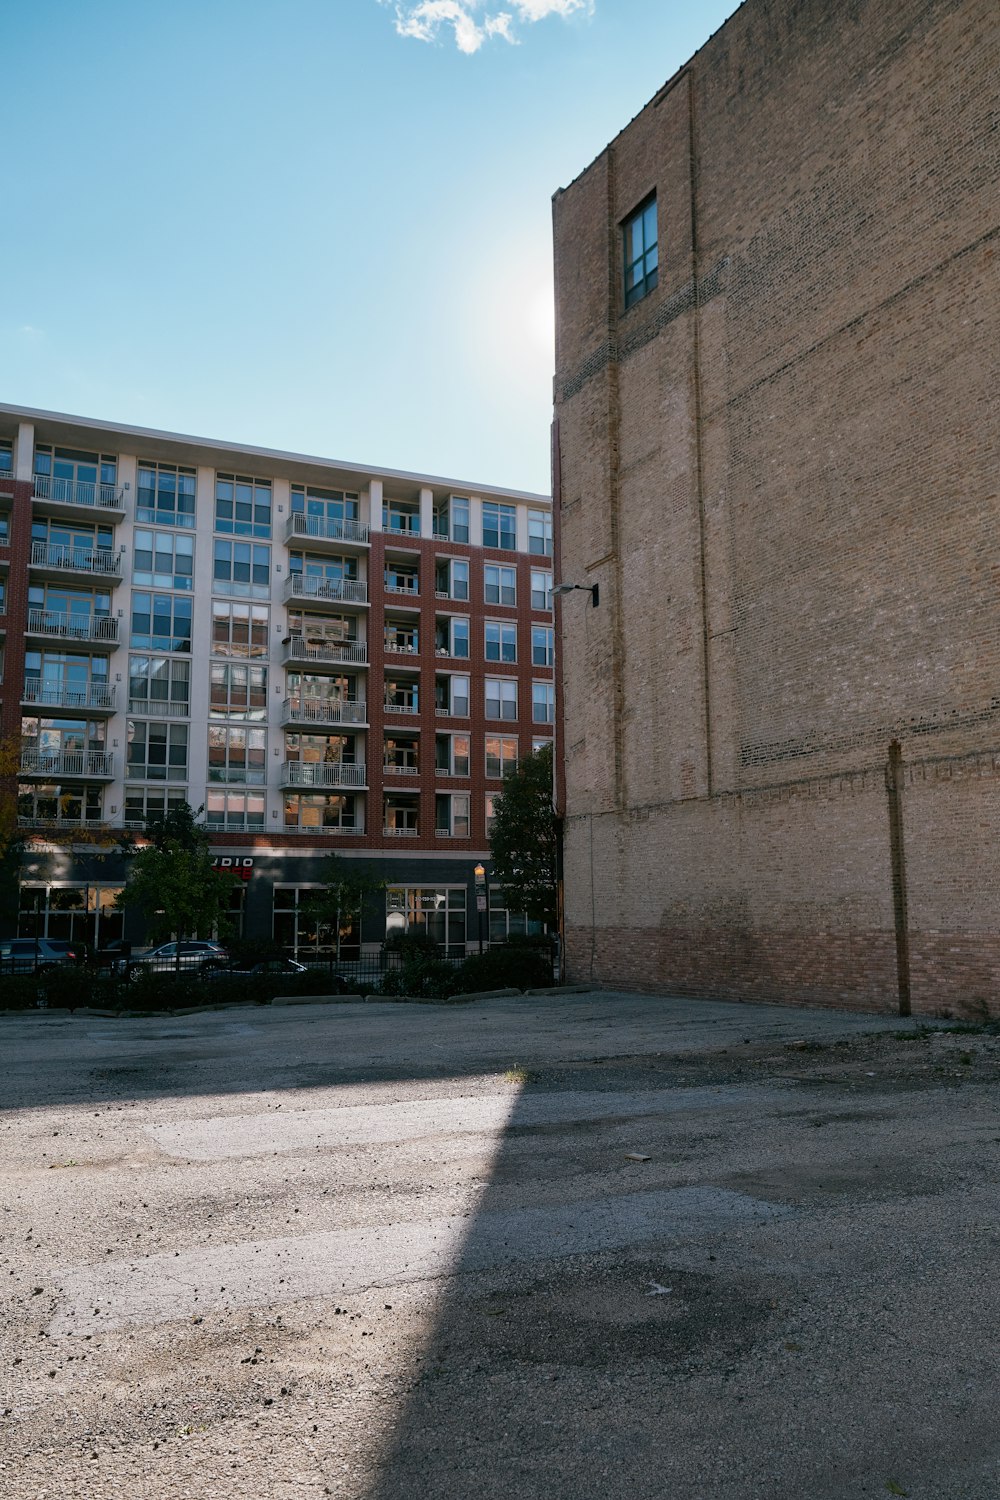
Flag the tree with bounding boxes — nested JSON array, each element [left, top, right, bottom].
[[488, 743, 558, 929], [115, 802, 239, 964]]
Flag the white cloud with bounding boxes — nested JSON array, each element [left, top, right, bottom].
[[385, 0, 591, 53]]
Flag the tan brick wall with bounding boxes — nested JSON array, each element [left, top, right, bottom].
[[553, 0, 1000, 1014]]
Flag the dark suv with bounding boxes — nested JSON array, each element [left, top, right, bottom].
[[117, 940, 229, 978], [0, 938, 78, 974]]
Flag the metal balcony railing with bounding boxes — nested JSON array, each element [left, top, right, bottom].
[[282, 697, 367, 726], [25, 609, 120, 645], [281, 761, 367, 789], [383, 761, 419, 775], [280, 823, 365, 836], [285, 513, 369, 546], [384, 638, 420, 655], [284, 574, 368, 606], [384, 578, 419, 596], [383, 513, 420, 535], [33, 473, 125, 511], [383, 825, 419, 837], [384, 700, 419, 715], [29, 541, 121, 576], [19, 749, 115, 778], [283, 637, 368, 666], [21, 679, 116, 712]]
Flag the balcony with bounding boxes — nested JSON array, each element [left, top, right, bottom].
[[32, 473, 126, 518], [281, 696, 368, 729], [19, 749, 115, 779], [384, 700, 420, 717], [282, 637, 368, 669], [383, 510, 420, 537], [383, 577, 419, 599], [383, 825, 419, 837], [25, 609, 120, 647], [280, 823, 365, 837], [383, 760, 420, 777], [283, 574, 368, 608], [21, 680, 117, 715], [281, 761, 368, 789], [384, 637, 420, 656], [29, 540, 122, 581], [285, 513, 369, 548]]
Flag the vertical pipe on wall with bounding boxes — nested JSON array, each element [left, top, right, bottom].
[[886, 739, 912, 1017]]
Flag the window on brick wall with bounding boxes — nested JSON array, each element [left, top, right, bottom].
[[623, 194, 658, 309]]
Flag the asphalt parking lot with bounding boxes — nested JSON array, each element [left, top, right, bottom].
[[1, 991, 998, 1499]]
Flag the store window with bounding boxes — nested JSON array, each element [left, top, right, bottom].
[[385, 886, 467, 958]]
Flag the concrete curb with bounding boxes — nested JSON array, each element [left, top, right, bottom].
[[521, 984, 593, 996], [271, 994, 362, 1006]]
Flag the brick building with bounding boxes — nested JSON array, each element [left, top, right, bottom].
[[552, 0, 999, 1015], [0, 405, 554, 957]]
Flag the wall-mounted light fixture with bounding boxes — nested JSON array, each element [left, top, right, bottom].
[[552, 581, 599, 607]]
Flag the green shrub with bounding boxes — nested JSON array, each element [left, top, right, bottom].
[[369, 956, 460, 1000], [456, 944, 552, 994], [0, 976, 42, 1011]]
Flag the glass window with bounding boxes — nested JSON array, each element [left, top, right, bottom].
[[486, 677, 518, 721], [130, 593, 192, 653], [208, 725, 267, 783], [530, 570, 552, 610], [0, 440, 12, 474], [435, 733, 470, 776], [482, 502, 516, 551], [532, 681, 556, 724], [484, 565, 516, 606], [137, 462, 196, 528], [435, 793, 470, 837], [623, 194, 658, 309], [532, 626, 555, 666], [291, 485, 360, 525], [528, 509, 552, 556], [215, 473, 272, 538], [488, 884, 547, 944], [211, 602, 269, 658], [206, 790, 265, 829], [124, 787, 187, 829], [273, 883, 361, 960], [133, 530, 194, 590], [485, 621, 517, 663], [126, 720, 188, 781], [485, 735, 518, 779], [385, 886, 467, 958], [485, 794, 498, 837], [209, 662, 268, 719], [213, 540, 271, 598], [282, 793, 357, 832], [435, 558, 468, 600], [450, 498, 470, 543], [128, 655, 190, 715]]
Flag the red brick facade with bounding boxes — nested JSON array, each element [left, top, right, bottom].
[[552, 0, 1000, 1017]]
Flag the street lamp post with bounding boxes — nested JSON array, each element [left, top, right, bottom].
[[474, 863, 487, 954]]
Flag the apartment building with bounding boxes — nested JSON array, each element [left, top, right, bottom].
[[552, 0, 999, 1014], [0, 405, 554, 959]]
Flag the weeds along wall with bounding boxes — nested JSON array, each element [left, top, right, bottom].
[[552, 0, 1000, 1016]]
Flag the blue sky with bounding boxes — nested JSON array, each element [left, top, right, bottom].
[[5, 0, 739, 493]]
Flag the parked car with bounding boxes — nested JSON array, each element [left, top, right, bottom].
[[44, 939, 87, 965], [118, 940, 229, 978], [0, 938, 79, 974], [204, 957, 307, 980]]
